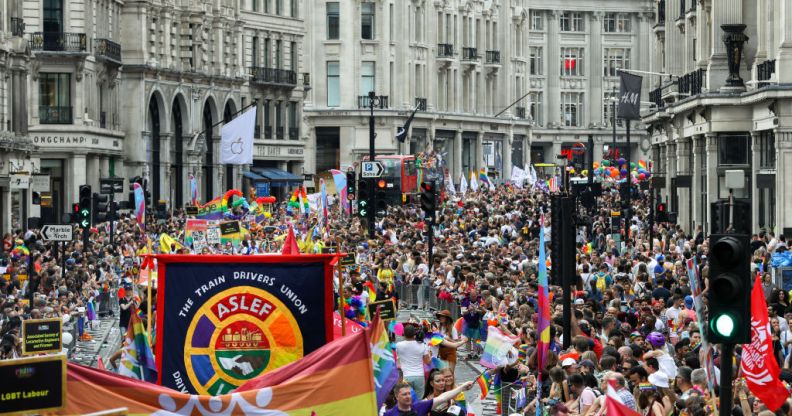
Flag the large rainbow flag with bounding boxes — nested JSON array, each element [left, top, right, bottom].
[[63, 329, 378, 415], [370, 317, 398, 407], [118, 309, 157, 383]]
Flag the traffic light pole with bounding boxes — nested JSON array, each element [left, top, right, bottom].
[[719, 343, 735, 416], [366, 91, 378, 238]]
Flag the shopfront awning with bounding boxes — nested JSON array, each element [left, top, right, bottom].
[[251, 168, 303, 187], [242, 171, 266, 181]]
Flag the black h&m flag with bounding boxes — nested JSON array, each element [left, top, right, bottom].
[[395, 105, 419, 143], [617, 71, 643, 120]]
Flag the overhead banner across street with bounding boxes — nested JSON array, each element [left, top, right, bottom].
[[155, 255, 334, 395]]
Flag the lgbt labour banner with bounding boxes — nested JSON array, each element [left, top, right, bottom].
[[156, 255, 334, 395]]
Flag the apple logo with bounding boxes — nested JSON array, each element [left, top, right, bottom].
[[230, 137, 244, 154]]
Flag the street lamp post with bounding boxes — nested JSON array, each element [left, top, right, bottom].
[[366, 91, 382, 237]]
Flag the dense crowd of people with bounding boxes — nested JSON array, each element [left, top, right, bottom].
[[1, 176, 792, 416]]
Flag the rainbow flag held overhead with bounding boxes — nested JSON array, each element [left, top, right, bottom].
[[480, 326, 519, 369], [479, 167, 493, 190], [63, 329, 379, 415], [118, 310, 157, 383], [428, 333, 445, 346]]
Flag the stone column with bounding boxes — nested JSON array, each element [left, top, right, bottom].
[[777, 0, 792, 82], [546, 11, 560, 126], [453, 130, 463, 182], [475, 131, 484, 172], [705, 133, 719, 225], [666, 143, 676, 209], [503, 128, 514, 182], [708, 0, 744, 90], [750, 131, 761, 233], [67, 153, 88, 208], [589, 12, 604, 125], [676, 138, 691, 232], [753, 0, 767, 80], [691, 136, 705, 230]]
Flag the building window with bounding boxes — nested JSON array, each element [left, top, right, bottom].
[[264, 38, 270, 67], [39, 72, 71, 124], [718, 134, 749, 166], [529, 91, 543, 126], [759, 131, 776, 169], [264, 100, 271, 137], [361, 3, 375, 40], [603, 48, 630, 77], [43, 0, 64, 32], [561, 92, 583, 127], [603, 13, 631, 32], [560, 47, 583, 76], [530, 10, 544, 31], [290, 41, 297, 71], [291, 0, 297, 17], [529, 46, 543, 75], [360, 61, 375, 95], [275, 39, 282, 68], [252, 36, 259, 66], [602, 91, 624, 127], [327, 2, 340, 40], [327, 61, 340, 107], [560, 12, 584, 32], [252, 0, 258, 12], [264, 0, 270, 13], [275, 0, 281, 15]]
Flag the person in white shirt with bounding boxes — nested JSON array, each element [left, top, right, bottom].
[[395, 324, 431, 398]]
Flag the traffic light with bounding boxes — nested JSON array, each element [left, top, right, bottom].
[[346, 171, 356, 200], [420, 181, 436, 219], [92, 193, 109, 223], [78, 185, 92, 228], [357, 178, 371, 218], [707, 234, 751, 344], [143, 179, 152, 209], [375, 179, 388, 213], [656, 203, 668, 223]]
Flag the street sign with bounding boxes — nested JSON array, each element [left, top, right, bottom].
[[100, 177, 124, 194], [41, 224, 73, 242], [361, 161, 384, 178]]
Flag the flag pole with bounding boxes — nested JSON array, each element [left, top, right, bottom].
[[146, 236, 153, 339], [336, 237, 346, 336]]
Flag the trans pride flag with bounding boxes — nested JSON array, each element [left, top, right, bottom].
[[330, 169, 349, 214], [133, 182, 145, 230]]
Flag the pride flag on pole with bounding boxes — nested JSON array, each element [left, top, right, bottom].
[[118, 310, 157, 383], [189, 174, 198, 205], [369, 316, 398, 407], [330, 169, 349, 214], [133, 182, 145, 230], [480, 326, 519, 368]]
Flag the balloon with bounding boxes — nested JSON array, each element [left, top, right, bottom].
[[610, 169, 620, 178], [639, 173, 647, 180], [620, 169, 628, 176], [618, 158, 626, 166], [569, 168, 576, 174], [593, 162, 600, 169], [62, 314, 71, 323], [630, 162, 636, 170], [602, 160, 611, 167], [393, 322, 404, 336], [582, 170, 588, 176], [645, 171, 651, 178], [62, 332, 73, 345]]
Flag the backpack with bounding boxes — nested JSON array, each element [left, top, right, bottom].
[[595, 272, 608, 292]]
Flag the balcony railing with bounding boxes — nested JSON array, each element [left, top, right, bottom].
[[678, 68, 705, 96], [649, 87, 665, 109], [657, 0, 666, 25], [276, 126, 284, 139], [10, 17, 24, 37], [30, 32, 87, 52], [250, 67, 297, 86], [289, 127, 299, 140], [516, 107, 526, 119], [757, 59, 776, 88], [415, 97, 427, 111], [264, 126, 272, 138], [39, 106, 73, 124], [437, 43, 454, 58], [95, 38, 121, 64], [462, 47, 478, 61], [302, 72, 310, 86], [357, 95, 390, 109], [485, 50, 501, 64]]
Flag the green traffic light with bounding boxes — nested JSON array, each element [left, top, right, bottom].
[[712, 314, 736, 337]]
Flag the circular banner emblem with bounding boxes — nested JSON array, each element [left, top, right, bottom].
[[184, 286, 304, 395]]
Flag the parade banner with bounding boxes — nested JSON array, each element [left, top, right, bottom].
[[155, 255, 334, 395]]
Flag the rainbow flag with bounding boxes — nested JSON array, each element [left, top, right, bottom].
[[118, 310, 157, 383], [537, 215, 551, 375], [63, 330, 378, 415], [476, 371, 492, 400], [453, 317, 468, 335], [428, 333, 445, 346], [86, 300, 97, 321], [494, 372, 503, 414], [479, 167, 493, 190], [547, 176, 559, 193], [133, 182, 145, 230], [480, 326, 519, 368], [370, 317, 398, 407]]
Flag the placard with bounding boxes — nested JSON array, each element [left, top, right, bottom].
[[185, 206, 199, 216], [206, 227, 221, 246], [30, 175, 50, 192], [340, 253, 356, 266], [22, 318, 62, 355], [367, 299, 396, 321], [219, 221, 241, 236], [0, 355, 65, 415]]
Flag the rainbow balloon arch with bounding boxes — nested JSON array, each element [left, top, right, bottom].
[[566, 159, 651, 184]]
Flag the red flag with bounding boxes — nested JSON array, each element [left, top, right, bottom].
[[741, 275, 788, 412], [281, 224, 300, 255], [606, 379, 641, 416]]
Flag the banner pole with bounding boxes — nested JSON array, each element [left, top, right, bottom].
[[336, 237, 346, 336], [146, 237, 153, 338]]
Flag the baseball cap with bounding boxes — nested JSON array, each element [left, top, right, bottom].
[[574, 298, 585, 305], [561, 357, 578, 367], [648, 371, 670, 388]]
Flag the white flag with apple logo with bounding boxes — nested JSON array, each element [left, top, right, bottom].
[[220, 106, 257, 165]]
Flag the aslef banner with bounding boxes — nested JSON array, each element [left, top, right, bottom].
[[617, 71, 643, 120]]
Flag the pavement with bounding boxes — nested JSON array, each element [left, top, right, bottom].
[[396, 308, 501, 416], [67, 307, 123, 369]]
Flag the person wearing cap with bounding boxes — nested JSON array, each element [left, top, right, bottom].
[[434, 310, 466, 371]]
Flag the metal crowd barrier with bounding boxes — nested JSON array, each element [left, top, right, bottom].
[[395, 282, 461, 319]]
